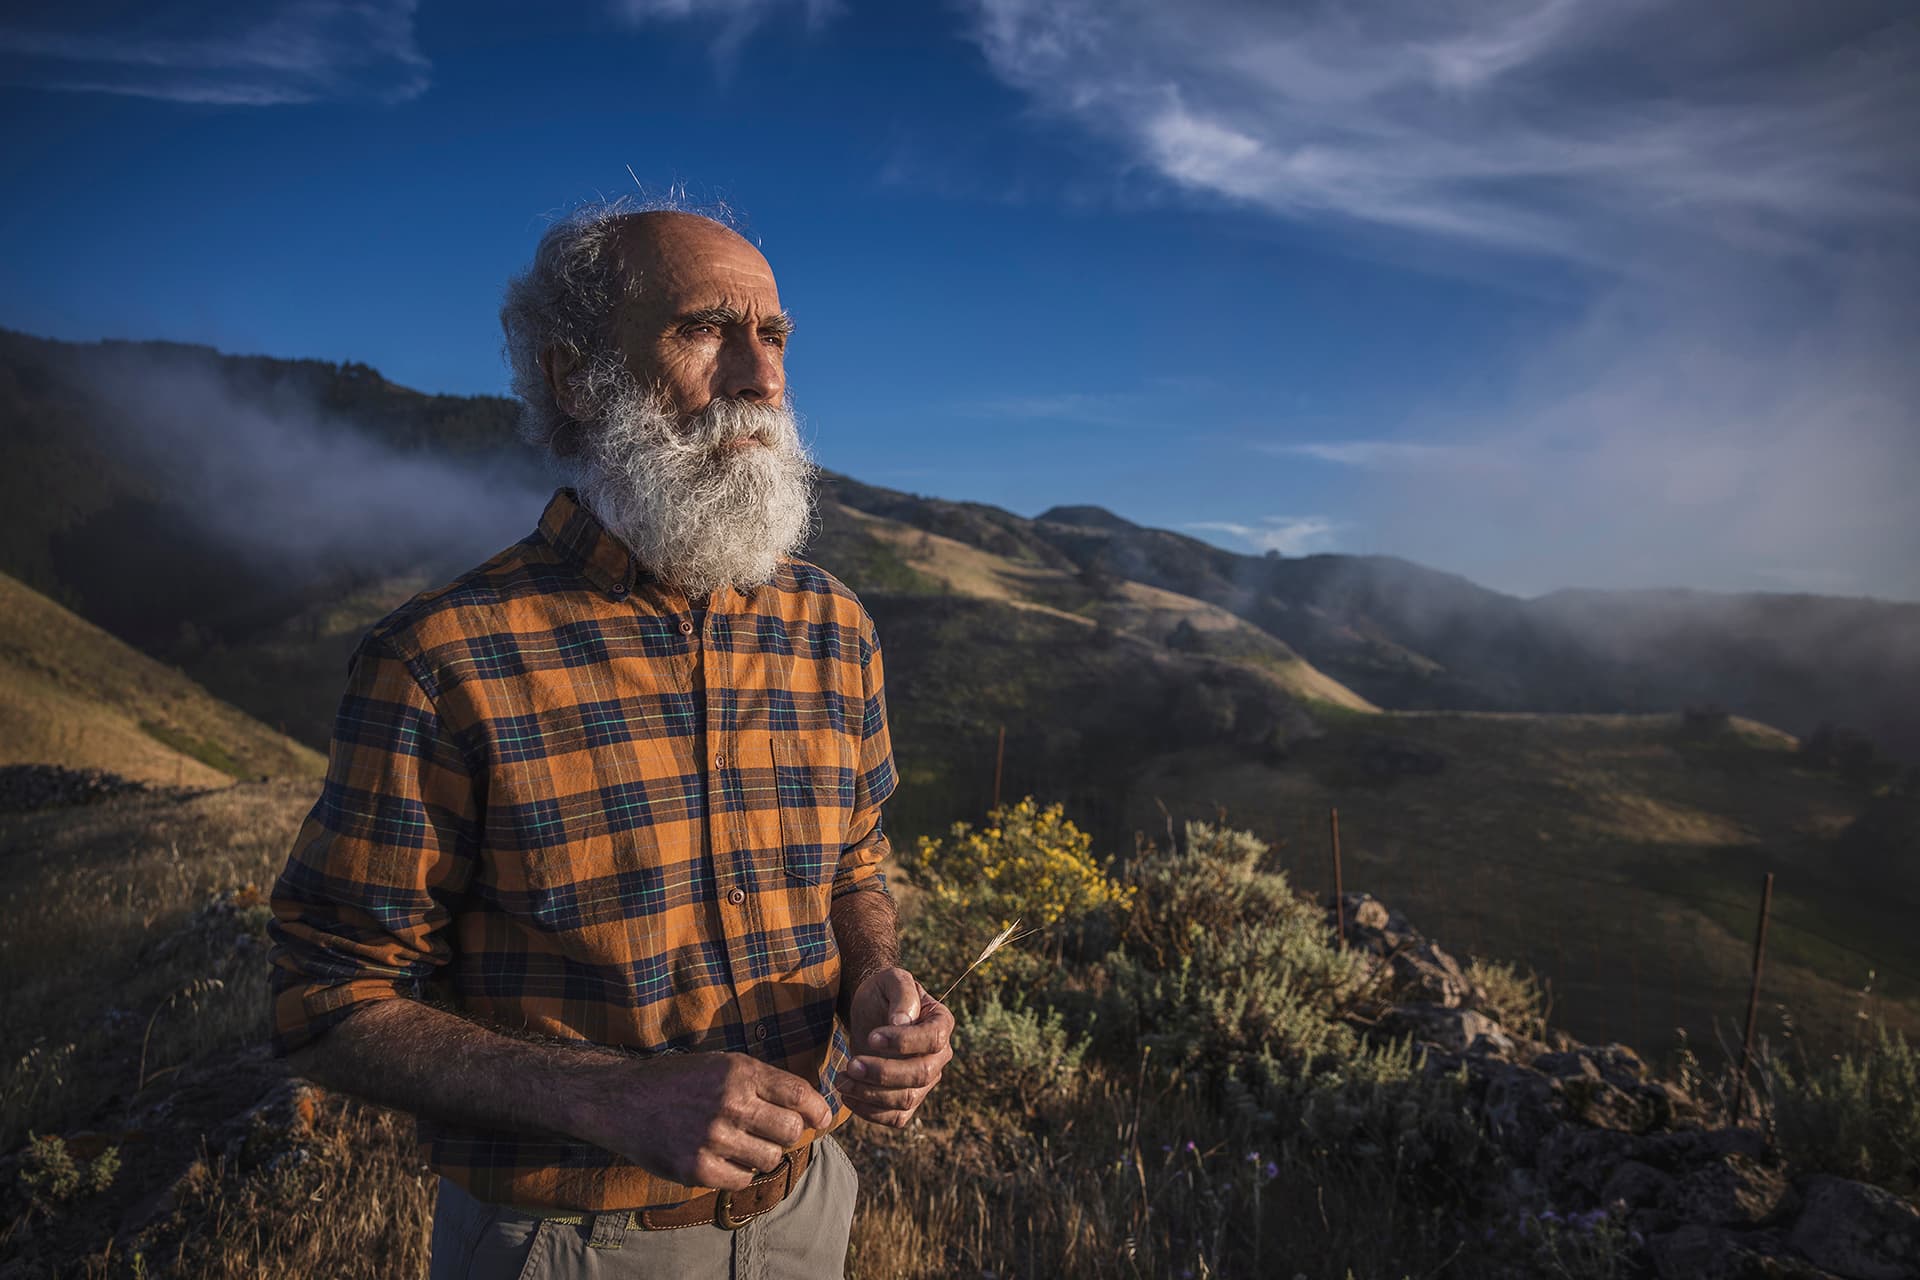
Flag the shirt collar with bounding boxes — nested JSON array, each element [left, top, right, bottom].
[[537, 486, 654, 600]]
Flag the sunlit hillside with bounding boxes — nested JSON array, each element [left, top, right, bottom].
[[0, 572, 324, 788]]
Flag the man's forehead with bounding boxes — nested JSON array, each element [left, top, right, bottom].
[[614, 212, 779, 309]]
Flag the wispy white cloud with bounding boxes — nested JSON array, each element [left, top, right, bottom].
[[1339, 275, 1920, 598], [1188, 515, 1343, 556], [611, 0, 842, 59], [959, 0, 1918, 267], [963, 1, 1920, 599], [1263, 440, 1472, 469], [0, 1, 429, 105]]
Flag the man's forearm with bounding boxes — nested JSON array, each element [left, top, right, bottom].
[[285, 996, 837, 1189], [282, 997, 628, 1140], [831, 889, 901, 1023]]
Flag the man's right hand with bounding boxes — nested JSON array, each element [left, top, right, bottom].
[[567, 1052, 832, 1191]]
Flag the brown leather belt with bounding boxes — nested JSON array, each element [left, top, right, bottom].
[[510, 1141, 813, 1232]]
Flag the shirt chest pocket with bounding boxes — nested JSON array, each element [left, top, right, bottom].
[[767, 732, 856, 888]]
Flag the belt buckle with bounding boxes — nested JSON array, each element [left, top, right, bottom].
[[713, 1151, 792, 1230]]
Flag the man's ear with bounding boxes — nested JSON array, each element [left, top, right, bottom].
[[541, 345, 585, 421]]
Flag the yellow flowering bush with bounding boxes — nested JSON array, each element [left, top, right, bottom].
[[902, 796, 1134, 986]]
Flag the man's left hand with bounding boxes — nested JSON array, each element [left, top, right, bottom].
[[842, 966, 953, 1127]]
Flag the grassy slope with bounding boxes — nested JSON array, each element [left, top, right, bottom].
[[0, 781, 440, 1279], [0, 572, 325, 786], [1129, 711, 1918, 1059], [838, 502, 1376, 712]]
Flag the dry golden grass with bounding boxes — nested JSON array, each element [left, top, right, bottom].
[[1, 782, 315, 1149], [142, 1092, 434, 1280], [0, 676, 234, 789], [0, 572, 324, 785]]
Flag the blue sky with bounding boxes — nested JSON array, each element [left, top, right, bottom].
[[1, 1, 1915, 600]]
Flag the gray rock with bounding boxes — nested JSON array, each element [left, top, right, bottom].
[[1645, 1224, 1830, 1280], [1564, 1077, 1665, 1133], [1604, 1159, 1678, 1209], [1351, 897, 1391, 930], [1535, 1050, 1605, 1081], [1330, 892, 1473, 1007], [1481, 1062, 1564, 1162], [1668, 1154, 1795, 1228], [1375, 1003, 1500, 1054], [1536, 1126, 1638, 1200], [1789, 1175, 1920, 1280], [1465, 1028, 1519, 1060], [1640, 1127, 1770, 1171]]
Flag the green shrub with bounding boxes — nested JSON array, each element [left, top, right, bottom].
[[17, 1132, 120, 1205], [1768, 1019, 1920, 1197], [1466, 957, 1550, 1040], [946, 993, 1090, 1113], [1279, 1044, 1488, 1193], [1100, 821, 1369, 1087]]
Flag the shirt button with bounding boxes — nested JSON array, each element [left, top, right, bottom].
[[610, 582, 627, 597], [754, 1022, 769, 1042], [679, 620, 693, 634], [727, 887, 746, 906], [714, 751, 725, 768]]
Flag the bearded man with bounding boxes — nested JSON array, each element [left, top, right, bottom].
[[266, 204, 952, 1279]]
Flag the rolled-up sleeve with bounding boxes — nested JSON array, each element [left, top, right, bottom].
[[833, 614, 898, 901], [267, 635, 480, 1056]]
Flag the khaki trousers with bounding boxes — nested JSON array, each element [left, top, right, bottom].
[[428, 1136, 857, 1280]]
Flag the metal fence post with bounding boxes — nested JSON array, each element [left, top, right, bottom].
[[1330, 808, 1346, 948], [1732, 872, 1775, 1122], [992, 723, 1005, 812]]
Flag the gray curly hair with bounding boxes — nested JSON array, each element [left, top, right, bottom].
[[499, 196, 735, 461]]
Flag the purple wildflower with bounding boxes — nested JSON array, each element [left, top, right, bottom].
[[1263, 1161, 1279, 1180]]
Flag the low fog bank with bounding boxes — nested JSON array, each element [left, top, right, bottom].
[[0, 331, 559, 671], [76, 341, 555, 577]]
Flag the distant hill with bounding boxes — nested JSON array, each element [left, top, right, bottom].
[[6, 327, 1913, 766], [0, 570, 324, 786], [825, 487, 1920, 764]]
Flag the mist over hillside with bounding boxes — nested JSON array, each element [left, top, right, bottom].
[[3, 327, 1916, 767]]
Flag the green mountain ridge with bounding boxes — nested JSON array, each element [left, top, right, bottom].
[[6, 325, 1914, 765]]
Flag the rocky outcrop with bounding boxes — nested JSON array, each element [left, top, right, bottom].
[[1335, 892, 1475, 1008], [1330, 891, 1920, 1280], [1790, 1176, 1920, 1280], [0, 764, 156, 812]]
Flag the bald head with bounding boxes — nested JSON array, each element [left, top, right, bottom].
[[612, 211, 771, 292], [500, 202, 792, 459]]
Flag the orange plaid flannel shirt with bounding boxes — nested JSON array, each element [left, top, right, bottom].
[[266, 486, 897, 1211]]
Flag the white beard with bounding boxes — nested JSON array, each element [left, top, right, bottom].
[[566, 377, 820, 597]]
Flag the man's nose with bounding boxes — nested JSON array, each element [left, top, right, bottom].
[[718, 331, 783, 403]]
